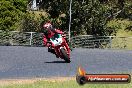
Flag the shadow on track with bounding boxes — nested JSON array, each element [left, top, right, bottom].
[[45, 61, 67, 63]]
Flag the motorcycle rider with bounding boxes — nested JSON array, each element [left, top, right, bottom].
[[42, 22, 70, 58]]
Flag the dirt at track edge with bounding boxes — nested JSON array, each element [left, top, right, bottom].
[[0, 77, 75, 86]]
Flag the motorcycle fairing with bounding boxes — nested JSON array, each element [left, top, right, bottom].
[[50, 34, 63, 46]]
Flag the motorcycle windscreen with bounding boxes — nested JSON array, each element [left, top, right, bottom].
[[50, 34, 63, 46]]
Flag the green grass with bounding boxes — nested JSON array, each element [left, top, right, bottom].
[[107, 19, 132, 50], [0, 80, 131, 88], [111, 30, 132, 50], [111, 37, 132, 50]]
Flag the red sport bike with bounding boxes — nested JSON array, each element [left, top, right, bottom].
[[47, 33, 71, 63]]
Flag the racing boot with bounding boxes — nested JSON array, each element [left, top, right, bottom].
[[55, 53, 59, 58]]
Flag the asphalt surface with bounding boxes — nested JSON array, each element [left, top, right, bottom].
[[0, 46, 132, 79]]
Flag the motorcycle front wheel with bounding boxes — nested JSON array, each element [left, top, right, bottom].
[[60, 48, 71, 63]]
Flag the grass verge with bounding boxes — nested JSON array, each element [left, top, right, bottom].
[[111, 37, 132, 50], [0, 77, 131, 88]]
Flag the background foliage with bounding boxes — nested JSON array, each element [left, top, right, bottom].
[[0, 0, 27, 31], [0, 0, 132, 36]]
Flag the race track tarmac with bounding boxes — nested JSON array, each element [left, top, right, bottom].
[[0, 46, 132, 79]]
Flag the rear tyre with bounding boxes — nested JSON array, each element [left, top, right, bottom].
[[60, 48, 71, 63]]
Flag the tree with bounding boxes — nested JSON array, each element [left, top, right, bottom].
[[38, 0, 112, 35], [0, 0, 27, 31], [71, 0, 112, 35], [26, 0, 132, 35]]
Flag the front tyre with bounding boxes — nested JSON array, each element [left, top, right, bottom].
[[60, 48, 71, 63]]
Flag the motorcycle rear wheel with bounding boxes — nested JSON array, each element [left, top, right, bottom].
[[60, 48, 71, 63]]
